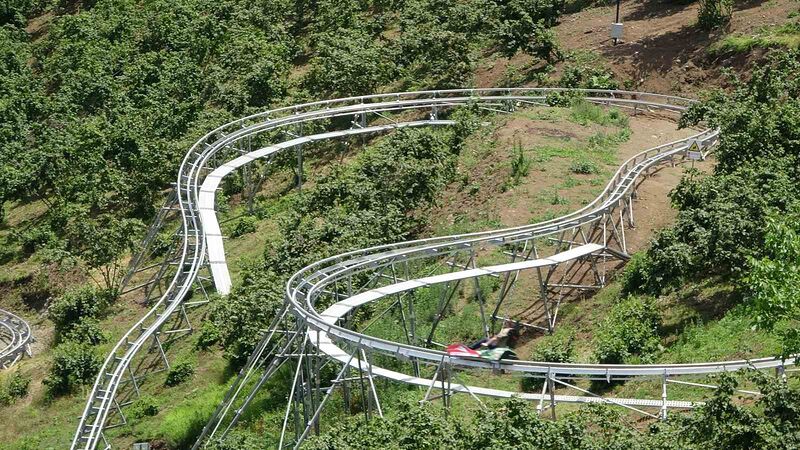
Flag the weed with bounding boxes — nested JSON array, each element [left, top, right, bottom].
[[569, 159, 600, 175], [503, 141, 532, 191], [165, 360, 195, 387], [569, 101, 629, 127]]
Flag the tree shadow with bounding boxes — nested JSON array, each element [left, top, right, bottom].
[[601, 24, 714, 82], [659, 280, 740, 339], [623, 0, 695, 22]]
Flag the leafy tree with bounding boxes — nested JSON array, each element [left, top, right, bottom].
[[397, 26, 475, 89], [745, 205, 800, 358], [304, 28, 397, 97], [629, 52, 800, 297], [494, 0, 564, 61]]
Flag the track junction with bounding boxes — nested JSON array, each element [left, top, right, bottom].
[[70, 88, 796, 449]]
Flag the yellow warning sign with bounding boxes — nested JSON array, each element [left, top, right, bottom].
[[686, 140, 703, 161]]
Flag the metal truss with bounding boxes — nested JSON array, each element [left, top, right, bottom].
[[0, 308, 33, 369], [75, 89, 791, 450]]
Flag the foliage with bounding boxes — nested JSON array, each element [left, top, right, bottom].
[[0, 371, 31, 406], [569, 159, 599, 174], [307, 380, 800, 449], [504, 141, 531, 190], [62, 317, 108, 346], [398, 27, 475, 89], [165, 360, 195, 387], [48, 285, 113, 340], [523, 328, 575, 391], [43, 341, 102, 397], [629, 52, 800, 297], [744, 205, 800, 358], [206, 429, 264, 450], [698, 0, 733, 31], [680, 51, 800, 174], [569, 101, 628, 127], [128, 395, 159, 419], [208, 271, 284, 365], [304, 28, 397, 97], [266, 128, 458, 274], [495, 0, 565, 61], [230, 215, 258, 238], [593, 296, 661, 364], [558, 53, 618, 89]]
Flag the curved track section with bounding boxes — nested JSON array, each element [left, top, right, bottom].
[[0, 308, 32, 369], [75, 89, 792, 450]]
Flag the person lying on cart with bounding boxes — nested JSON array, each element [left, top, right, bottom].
[[468, 321, 521, 350]]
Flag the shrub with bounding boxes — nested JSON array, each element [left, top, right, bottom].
[[49, 285, 112, 339], [569, 159, 599, 175], [44, 341, 102, 397], [0, 371, 31, 405], [230, 215, 258, 238], [129, 395, 159, 419], [62, 317, 107, 346], [210, 271, 284, 366], [397, 27, 475, 89], [622, 232, 695, 296], [593, 296, 661, 364], [495, 0, 564, 62], [522, 328, 575, 391], [698, 0, 732, 31], [744, 206, 800, 356], [207, 430, 264, 450], [504, 142, 531, 190], [165, 360, 195, 387], [558, 56, 618, 90]]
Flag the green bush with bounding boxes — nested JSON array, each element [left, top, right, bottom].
[[165, 360, 195, 387], [569, 159, 599, 175], [522, 328, 575, 392], [494, 0, 564, 61], [0, 371, 31, 405], [230, 215, 258, 238], [128, 395, 159, 419], [744, 205, 800, 356], [593, 296, 661, 364], [559, 59, 618, 90], [698, 0, 733, 31], [210, 271, 284, 366], [43, 341, 102, 397], [62, 317, 108, 346], [207, 429, 264, 450], [48, 285, 112, 340]]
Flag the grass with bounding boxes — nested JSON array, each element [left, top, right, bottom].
[[568, 101, 629, 128], [710, 22, 800, 55]]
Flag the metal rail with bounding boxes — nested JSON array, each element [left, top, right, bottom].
[[0, 308, 32, 369], [76, 88, 787, 450]]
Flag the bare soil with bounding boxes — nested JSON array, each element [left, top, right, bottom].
[[554, 0, 798, 94]]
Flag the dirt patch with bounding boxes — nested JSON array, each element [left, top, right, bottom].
[[554, 0, 799, 94]]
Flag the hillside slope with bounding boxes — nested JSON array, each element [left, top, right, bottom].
[[0, 0, 798, 448]]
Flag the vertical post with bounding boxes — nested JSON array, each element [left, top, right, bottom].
[[613, 0, 622, 45], [548, 370, 557, 420], [660, 371, 668, 421]]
